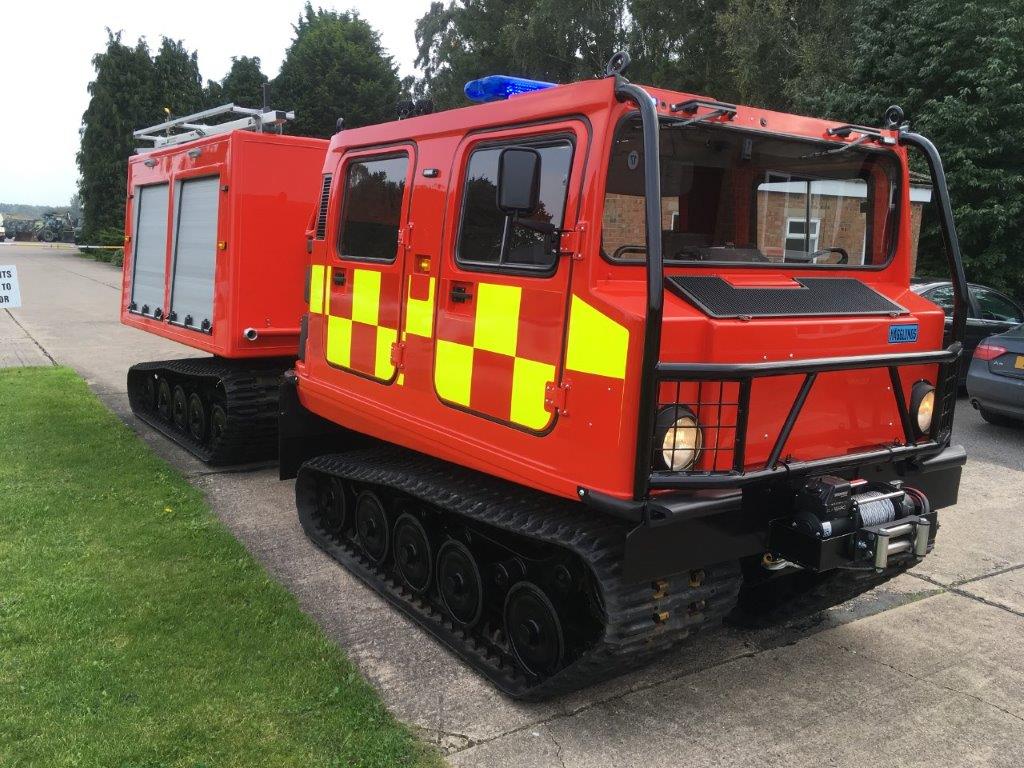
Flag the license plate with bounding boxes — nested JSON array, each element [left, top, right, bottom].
[[1016, 355, 1024, 370]]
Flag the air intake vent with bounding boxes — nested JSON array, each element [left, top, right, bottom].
[[315, 174, 332, 240]]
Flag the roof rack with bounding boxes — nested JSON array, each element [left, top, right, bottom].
[[134, 103, 295, 150]]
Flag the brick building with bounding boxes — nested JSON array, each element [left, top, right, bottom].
[[603, 179, 931, 268]]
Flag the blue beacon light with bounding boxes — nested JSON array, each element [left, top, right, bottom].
[[464, 75, 557, 103]]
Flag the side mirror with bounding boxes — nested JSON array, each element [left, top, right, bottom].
[[496, 147, 541, 216]]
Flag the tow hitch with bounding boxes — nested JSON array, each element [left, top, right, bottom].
[[768, 476, 936, 573]]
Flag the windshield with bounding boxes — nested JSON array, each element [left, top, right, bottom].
[[602, 118, 902, 267]]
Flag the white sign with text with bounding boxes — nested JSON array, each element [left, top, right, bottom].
[[0, 265, 21, 308]]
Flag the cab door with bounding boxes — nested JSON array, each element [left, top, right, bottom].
[[433, 122, 586, 432], [322, 146, 414, 383]]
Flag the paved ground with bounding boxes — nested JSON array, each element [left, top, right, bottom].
[[4, 242, 1024, 766]]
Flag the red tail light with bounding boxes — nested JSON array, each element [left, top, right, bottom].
[[974, 344, 1007, 361]]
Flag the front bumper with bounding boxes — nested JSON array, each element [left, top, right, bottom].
[[617, 443, 965, 583]]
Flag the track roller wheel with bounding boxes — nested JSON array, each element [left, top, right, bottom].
[[504, 581, 565, 678], [393, 513, 433, 593], [315, 476, 348, 537], [437, 539, 484, 627], [142, 374, 158, 411], [209, 404, 228, 446], [171, 385, 188, 432], [355, 491, 390, 564], [156, 378, 173, 422], [187, 393, 207, 442]]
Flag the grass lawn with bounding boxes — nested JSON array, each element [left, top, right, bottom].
[[0, 366, 439, 768]]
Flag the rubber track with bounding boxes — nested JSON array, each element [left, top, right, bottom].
[[127, 357, 291, 466], [297, 447, 743, 700]]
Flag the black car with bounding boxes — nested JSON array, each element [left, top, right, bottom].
[[966, 323, 1024, 425], [911, 280, 1024, 383]]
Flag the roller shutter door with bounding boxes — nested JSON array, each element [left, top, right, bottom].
[[170, 177, 220, 331], [129, 183, 169, 316]]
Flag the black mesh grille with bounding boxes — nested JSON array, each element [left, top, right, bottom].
[[667, 276, 906, 318], [314, 174, 332, 240]]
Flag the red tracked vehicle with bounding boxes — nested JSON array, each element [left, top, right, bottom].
[[120, 105, 327, 464], [281, 56, 969, 698]]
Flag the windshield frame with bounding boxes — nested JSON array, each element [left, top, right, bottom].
[[600, 114, 905, 272]]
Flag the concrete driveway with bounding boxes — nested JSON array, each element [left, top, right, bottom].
[[4, 243, 1024, 767]]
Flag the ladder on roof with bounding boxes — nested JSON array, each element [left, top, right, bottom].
[[134, 103, 295, 150]]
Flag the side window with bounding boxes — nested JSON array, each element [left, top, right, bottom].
[[457, 138, 573, 271], [924, 285, 955, 313], [338, 154, 408, 262], [973, 287, 1022, 323]]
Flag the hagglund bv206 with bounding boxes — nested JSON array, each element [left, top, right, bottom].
[[281, 55, 968, 699], [120, 105, 327, 464]]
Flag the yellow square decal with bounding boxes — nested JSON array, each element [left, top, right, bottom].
[[406, 276, 435, 338], [565, 295, 629, 379], [375, 326, 398, 380], [351, 269, 381, 326], [326, 315, 352, 368], [434, 339, 474, 407], [473, 283, 521, 357], [309, 264, 325, 314], [510, 357, 555, 430]]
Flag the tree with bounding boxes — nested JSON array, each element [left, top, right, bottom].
[[273, 4, 401, 136], [221, 56, 269, 107], [627, 0, 731, 98], [77, 31, 155, 241], [151, 37, 204, 118], [807, 0, 1024, 298], [415, 0, 628, 110]]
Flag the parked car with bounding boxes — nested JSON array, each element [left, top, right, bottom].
[[911, 279, 1024, 384], [967, 323, 1024, 425], [0, 213, 6, 242]]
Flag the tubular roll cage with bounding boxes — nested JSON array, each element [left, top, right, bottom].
[[614, 81, 970, 502]]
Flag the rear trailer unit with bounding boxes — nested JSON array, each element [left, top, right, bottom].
[[281, 60, 968, 699], [121, 110, 327, 464]]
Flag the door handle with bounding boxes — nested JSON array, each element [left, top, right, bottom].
[[333, 270, 346, 286], [450, 285, 473, 303]]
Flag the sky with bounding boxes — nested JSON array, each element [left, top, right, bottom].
[[0, 0, 435, 207]]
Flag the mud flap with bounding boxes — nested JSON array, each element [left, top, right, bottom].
[[278, 372, 364, 479]]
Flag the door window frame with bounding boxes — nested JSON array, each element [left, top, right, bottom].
[[453, 131, 577, 279], [334, 147, 415, 265]]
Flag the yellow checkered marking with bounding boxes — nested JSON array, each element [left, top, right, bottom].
[[323, 266, 397, 382], [473, 283, 520, 356], [435, 339, 473, 406], [309, 264, 325, 314], [351, 269, 381, 326], [433, 282, 555, 431], [326, 315, 352, 368], [405, 276, 435, 338], [511, 357, 555, 430], [565, 295, 629, 380]]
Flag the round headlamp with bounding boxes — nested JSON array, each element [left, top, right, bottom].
[[910, 381, 935, 436], [656, 407, 703, 471]]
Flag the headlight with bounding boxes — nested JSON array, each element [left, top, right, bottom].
[[656, 407, 703, 471], [910, 381, 935, 435]]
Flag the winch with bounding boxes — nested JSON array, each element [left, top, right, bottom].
[[769, 476, 936, 572]]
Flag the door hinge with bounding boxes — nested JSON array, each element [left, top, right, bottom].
[[559, 221, 586, 261], [398, 221, 414, 249], [545, 380, 571, 416], [390, 341, 407, 370]]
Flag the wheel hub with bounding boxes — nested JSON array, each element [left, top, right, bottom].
[[393, 513, 432, 593], [437, 540, 483, 626], [355, 491, 389, 563], [504, 581, 565, 678]]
